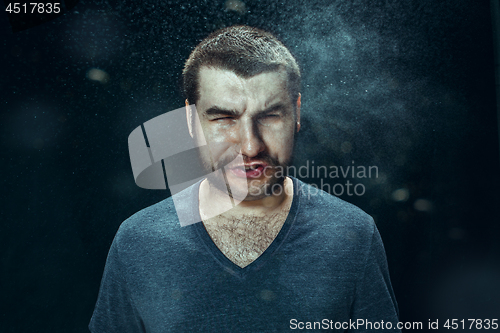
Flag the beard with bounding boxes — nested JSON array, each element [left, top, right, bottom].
[[197, 143, 292, 202]]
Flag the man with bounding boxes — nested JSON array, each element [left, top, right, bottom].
[[90, 25, 400, 332]]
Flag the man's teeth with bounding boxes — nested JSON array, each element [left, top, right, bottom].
[[245, 165, 259, 170]]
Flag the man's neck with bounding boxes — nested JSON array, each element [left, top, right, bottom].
[[198, 177, 294, 268], [198, 177, 293, 221]]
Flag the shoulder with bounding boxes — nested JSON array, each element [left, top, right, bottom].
[[291, 177, 376, 241], [114, 196, 177, 245], [113, 183, 199, 252], [284, 178, 382, 272], [294, 178, 374, 226]]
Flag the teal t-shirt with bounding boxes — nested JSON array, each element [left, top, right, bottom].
[[89, 177, 400, 332]]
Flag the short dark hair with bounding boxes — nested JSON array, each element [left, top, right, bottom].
[[183, 25, 301, 106]]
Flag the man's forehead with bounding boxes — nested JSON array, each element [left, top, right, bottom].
[[197, 66, 291, 111]]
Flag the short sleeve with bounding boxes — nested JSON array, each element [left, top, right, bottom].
[[89, 234, 145, 333], [349, 223, 401, 332]]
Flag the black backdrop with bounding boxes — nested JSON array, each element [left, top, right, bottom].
[[1, 0, 499, 332]]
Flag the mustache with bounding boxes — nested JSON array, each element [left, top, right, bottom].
[[213, 151, 280, 170]]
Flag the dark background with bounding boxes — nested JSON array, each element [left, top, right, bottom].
[[1, 0, 499, 332]]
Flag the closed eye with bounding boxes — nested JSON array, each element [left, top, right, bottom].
[[257, 113, 283, 126], [260, 113, 282, 120], [211, 116, 237, 125], [213, 116, 234, 121]]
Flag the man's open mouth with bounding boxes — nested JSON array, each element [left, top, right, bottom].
[[229, 162, 268, 178]]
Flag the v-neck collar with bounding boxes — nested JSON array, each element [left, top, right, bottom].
[[191, 177, 301, 279]]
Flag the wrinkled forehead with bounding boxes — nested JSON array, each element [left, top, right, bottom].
[[196, 66, 292, 113]]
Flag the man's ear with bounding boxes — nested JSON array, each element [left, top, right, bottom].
[[185, 99, 194, 138], [296, 93, 301, 133]]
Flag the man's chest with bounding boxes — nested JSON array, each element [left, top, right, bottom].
[[203, 213, 287, 268], [130, 239, 357, 332]]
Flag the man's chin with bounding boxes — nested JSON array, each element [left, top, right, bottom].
[[234, 174, 287, 202], [206, 173, 284, 202]]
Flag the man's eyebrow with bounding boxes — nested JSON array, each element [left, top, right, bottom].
[[203, 103, 288, 117], [260, 103, 287, 114], [204, 107, 239, 117]]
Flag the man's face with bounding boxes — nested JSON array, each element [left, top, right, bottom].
[[193, 66, 299, 201]]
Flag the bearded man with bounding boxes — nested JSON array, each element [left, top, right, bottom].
[[90, 25, 400, 333]]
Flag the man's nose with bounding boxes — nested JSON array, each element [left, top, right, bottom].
[[238, 119, 265, 157]]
